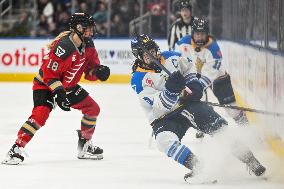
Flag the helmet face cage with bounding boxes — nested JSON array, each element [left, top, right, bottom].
[[191, 18, 209, 47], [131, 34, 161, 72], [131, 34, 160, 61], [69, 13, 97, 39], [178, 0, 192, 11]]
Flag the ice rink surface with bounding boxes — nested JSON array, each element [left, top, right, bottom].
[[0, 83, 283, 189]]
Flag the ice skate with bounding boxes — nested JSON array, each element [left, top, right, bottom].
[[195, 131, 204, 139], [77, 130, 103, 160], [184, 155, 217, 184], [246, 155, 266, 176], [240, 151, 266, 177], [233, 110, 249, 126], [184, 169, 217, 184], [2, 144, 25, 165]]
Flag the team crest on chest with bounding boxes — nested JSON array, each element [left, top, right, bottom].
[[55, 46, 66, 57]]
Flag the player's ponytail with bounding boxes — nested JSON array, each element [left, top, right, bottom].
[[47, 31, 71, 49]]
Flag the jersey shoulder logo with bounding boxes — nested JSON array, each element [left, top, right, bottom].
[[55, 46, 66, 57], [145, 78, 154, 88]]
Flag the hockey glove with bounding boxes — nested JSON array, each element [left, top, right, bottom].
[[185, 79, 204, 102], [95, 65, 110, 81], [165, 71, 186, 96], [54, 89, 71, 111]]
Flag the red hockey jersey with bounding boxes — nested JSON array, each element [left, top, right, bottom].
[[33, 33, 100, 92]]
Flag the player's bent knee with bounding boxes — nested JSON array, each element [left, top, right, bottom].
[[73, 96, 100, 117], [156, 131, 179, 153], [30, 106, 51, 126], [86, 97, 100, 116]]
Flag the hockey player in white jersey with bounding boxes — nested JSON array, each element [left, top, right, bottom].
[[130, 34, 266, 183], [176, 18, 249, 126]]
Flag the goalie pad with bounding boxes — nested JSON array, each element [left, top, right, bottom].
[[212, 74, 236, 104]]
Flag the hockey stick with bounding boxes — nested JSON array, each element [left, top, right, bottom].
[[199, 81, 283, 116], [204, 101, 284, 117]]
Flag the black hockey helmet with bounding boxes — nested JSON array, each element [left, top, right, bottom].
[[191, 18, 209, 47], [131, 34, 161, 72], [178, 0, 192, 11], [69, 12, 97, 40]]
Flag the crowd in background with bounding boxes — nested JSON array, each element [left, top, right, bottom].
[[0, 0, 174, 38]]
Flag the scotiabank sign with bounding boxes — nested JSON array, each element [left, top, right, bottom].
[[1, 48, 46, 66], [0, 39, 167, 74], [0, 40, 48, 73]]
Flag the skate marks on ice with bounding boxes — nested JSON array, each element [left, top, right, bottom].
[[0, 83, 284, 189], [182, 124, 284, 185]]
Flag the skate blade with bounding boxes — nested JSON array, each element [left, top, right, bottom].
[[1, 158, 22, 165], [185, 178, 217, 185], [184, 174, 217, 184], [77, 154, 103, 160]]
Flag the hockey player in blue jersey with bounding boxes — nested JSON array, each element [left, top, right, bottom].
[[130, 34, 266, 183], [176, 18, 249, 126]]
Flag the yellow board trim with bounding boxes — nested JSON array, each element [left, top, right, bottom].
[[235, 92, 284, 159], [0, 73, 131, 84]]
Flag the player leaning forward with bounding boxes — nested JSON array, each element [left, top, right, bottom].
[[176, 18, 248, 125], [2, 13, 110, 165], [130, 34, 266, 183]]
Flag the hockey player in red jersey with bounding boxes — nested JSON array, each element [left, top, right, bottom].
[[2, 13, 110, 165]]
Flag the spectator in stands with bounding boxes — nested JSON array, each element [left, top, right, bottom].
[[56, 11, 71, 34], [92, 1, 108, 36], [93, 1, 107, 24], [79, 2, 89, 14], [150, 4, 167, 38], [111, 13, 127, 37], [0, 0, 163, 38]]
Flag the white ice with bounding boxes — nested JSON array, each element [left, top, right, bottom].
[[0, 83, 283, 189]]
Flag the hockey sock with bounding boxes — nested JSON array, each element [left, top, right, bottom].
[[81, 115, 97, 140], [16, 119, 40, 147], [166, 141, 196, 169], [15, 106, 50, 147]]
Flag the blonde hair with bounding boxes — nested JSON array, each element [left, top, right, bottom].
[[47, 31, 71, 49]]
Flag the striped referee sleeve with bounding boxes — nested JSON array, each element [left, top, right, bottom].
[[168, 24, 177, 51]]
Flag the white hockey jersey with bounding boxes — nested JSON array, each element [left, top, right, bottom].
[[131, 51, 193, 124], [176, 35, 225, 88]]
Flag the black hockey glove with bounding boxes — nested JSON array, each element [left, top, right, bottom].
[[95, 65, 110, 81], [185, 79, 204, 102], [165, 71, 186, 96], [54, 89, 71, 111]]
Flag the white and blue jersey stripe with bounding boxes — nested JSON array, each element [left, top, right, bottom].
[[131, 51, 193, 124]]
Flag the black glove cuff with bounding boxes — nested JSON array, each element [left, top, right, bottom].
[[95, 65, 110, 81]]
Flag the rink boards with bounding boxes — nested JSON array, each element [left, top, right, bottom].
[[0, 38, 283, 158]]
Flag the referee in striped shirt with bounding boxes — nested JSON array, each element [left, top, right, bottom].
[[168, 0, 196, 50]]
